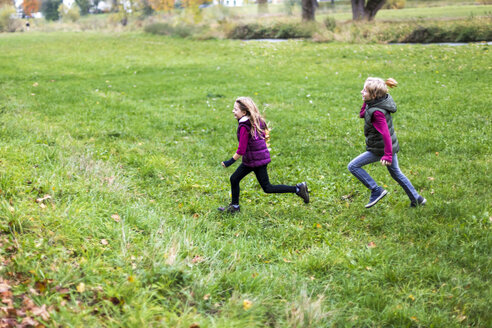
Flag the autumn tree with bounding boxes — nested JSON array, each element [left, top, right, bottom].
[[23, 0, 40, 16], [148, 0, 174, 12], [75, 0, 91, 15], [301, 0, 318, 21], [351, 0, 386, 21], [0, 0, 14, 7]]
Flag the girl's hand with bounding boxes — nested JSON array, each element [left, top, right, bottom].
[[221, 162, 226, 167], [380, 159, 391, 166]]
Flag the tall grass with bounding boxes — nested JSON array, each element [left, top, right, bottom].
[[0, 32, 490, 327]]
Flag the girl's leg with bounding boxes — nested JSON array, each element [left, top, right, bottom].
[[230, 164, 253, 205], [386, 153, 420, 202], [347, 151, 381, 190], [253, 165, 297, 194]]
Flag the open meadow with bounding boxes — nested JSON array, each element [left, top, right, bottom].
[[0, 32, 491, 327]]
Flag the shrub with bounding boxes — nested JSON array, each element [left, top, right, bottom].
[[58, 4, 80, 22], [227, 22, 314, 40], [323, 16, 336, 32], [401, 19, 492, 43], [144, 22, 200, 38], [0, 5, 16, 32]]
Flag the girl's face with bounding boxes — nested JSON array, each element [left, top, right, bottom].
[[361, 84, 372, 101], [233, 103, 247, 120]]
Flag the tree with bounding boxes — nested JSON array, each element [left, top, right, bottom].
[[351, 0, 386, 21], [23, 0, 40, 16], [75, 0, 91, 15], [41, 0, 62, 20], [148, 0, 174, 12], [0, 0, 14, 7], [301, 0, 317, 21]]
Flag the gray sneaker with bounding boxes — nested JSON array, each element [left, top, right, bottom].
[[218, 204, 240, 214], [365, 187, 388, 208], [410, 196, 427, 207], [296, 182, 310, 204]]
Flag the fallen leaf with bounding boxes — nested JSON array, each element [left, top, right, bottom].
[[427, 177, 435, 181], [242, 299, 253, 310], [408, 294, 415, 301], [34, 280, 47, 293], [282, 258, 292, 263], [367, 242, 376, 248], [100, 239, 108, 245], [127, 276, 135, 283], [192, 256, 204, 264], [111, 214, 121, 222], [203, 294, 210, 300], [435, 152, 439, 156], [31, 304, 50, 320], [55, 286, 70, 294], [35, 195, 52, 203], [33, 82, 39, 87], [22, 297, 36, 309], [76, 283, 85, 293], [21, 317, 38, 326], [0, 283, 10, 293], [189, 323, 200, 328]]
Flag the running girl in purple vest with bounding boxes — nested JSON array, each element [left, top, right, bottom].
[[348, 78, 426, 208], [219, 97, 309, 213]]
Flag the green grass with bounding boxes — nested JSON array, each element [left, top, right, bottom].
[[0, 32, 491, 327]]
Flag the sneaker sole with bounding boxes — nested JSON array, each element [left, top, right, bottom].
[[365, 190, 388, 208]]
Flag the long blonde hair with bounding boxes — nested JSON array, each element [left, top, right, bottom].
[[235, 97, 268, 139], [364, 77, 398, 100]]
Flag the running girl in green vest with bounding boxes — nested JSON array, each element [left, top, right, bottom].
[[348, 77, 426, 208]]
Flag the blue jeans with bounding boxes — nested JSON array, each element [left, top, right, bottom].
[[348, 152, 419, 202]]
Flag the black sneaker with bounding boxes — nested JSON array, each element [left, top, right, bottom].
[[296, 182, 310, 204], [410, 196, 427, 207], [218, 204, 240, 214], [365, 187, 388, 208]]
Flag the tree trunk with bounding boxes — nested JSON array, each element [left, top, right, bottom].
[[364, 0, 387, 20], [301, 0, 318, 21], [351, 0, 386, 21], [351, 0, 365, 20]]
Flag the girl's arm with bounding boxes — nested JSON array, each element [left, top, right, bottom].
[[372, 111, 393, 164], [359, 103, 366, 118], [221, 127, 248, 167]]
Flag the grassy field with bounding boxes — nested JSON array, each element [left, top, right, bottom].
[[0, 32, 491, 327]]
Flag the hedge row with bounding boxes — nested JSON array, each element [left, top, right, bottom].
[[144, 18, 492, 43]]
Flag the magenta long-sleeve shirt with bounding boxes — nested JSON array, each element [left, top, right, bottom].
[[360, 103, 393, 163], [236, 126, 249, 156]]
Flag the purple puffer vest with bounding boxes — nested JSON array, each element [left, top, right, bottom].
[[238, 119, 271, 167]]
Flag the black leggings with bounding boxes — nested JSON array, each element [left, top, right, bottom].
[[230, 164, 296, 205]]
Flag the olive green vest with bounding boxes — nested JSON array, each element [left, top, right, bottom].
[[364, 94, 400, 156]]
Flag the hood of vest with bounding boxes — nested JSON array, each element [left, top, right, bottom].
[[366, 94, 397, 113]]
